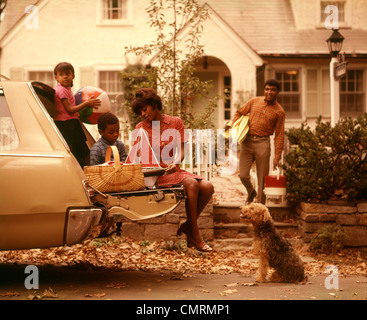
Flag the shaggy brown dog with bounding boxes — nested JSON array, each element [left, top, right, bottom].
[[240, 203, 305, 283]]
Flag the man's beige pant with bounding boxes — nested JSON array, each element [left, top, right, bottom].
[[239, 136, 270, 204]]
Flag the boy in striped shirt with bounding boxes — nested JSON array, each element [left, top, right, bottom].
[[89, 112, 127, 165]]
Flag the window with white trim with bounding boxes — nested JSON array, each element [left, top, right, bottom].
[[340, 69, 365, 116], [275, 69, 301, 119], [98, 71, 123, 115], [28, 71, 55, 88], [98, 0, 133, 25], [320, 0, 350, 28]]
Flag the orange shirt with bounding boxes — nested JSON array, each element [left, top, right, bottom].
[[234, 97, 285, 161]]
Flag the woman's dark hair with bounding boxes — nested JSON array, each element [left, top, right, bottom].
[[54, 62, 75, 75], [131, 88, 162, 115], [264, 79, 281, 92], [98, 112, 119, 131]]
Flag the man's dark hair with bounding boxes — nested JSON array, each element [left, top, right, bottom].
[[264, 79, 281, 92], [98, 112, 119, 131]]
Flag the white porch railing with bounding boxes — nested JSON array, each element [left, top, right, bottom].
[[180, 129, 215, 181], [87, 123, 286, 183]]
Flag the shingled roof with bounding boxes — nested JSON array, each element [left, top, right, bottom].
[[204, 0, 367, 56], [0, 0, 40, 39]]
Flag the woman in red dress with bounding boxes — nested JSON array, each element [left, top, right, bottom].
[[131, 88, 214, 252]]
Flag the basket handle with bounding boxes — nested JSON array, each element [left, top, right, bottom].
[[105, 145, 121, 169]]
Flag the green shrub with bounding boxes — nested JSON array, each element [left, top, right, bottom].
[[310, 225, 344, 254], [284, 114, 367, 206], [161, 240, 186, 252]]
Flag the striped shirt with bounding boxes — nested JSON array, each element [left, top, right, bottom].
[[89, 137, 127, 165], [234, 97, 285, 161]]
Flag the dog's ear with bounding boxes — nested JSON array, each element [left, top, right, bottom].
[[249, 204, 259, 217], [248, 202, 257, 211], [251, 203, 272, 222], [262, 209, 272, 222]]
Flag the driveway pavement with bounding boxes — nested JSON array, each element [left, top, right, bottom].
[[1, 263, 366, 301]]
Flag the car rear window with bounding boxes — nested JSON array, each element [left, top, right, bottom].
[[0, 87, 20, 150]]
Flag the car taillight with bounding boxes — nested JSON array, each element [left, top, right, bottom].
[[82, 179, 95, 200], [65, 208, 103, 245]]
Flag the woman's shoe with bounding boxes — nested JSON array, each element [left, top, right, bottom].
[[177, 222, 188, 237], [177, 222, 212, 252], [186, 235, 213, 252]]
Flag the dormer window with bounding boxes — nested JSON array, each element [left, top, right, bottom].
[[320, 1, 350, 28], [98, 0, 133, 26]]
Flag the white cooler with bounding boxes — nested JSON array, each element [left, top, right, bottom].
[[264, 167, 288, 207]]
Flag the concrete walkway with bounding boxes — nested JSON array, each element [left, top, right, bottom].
[[1, 263, 366, 301], [211, 173, 249, 205]]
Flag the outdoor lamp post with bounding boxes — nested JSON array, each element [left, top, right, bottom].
[[326, 29, 344, 126]]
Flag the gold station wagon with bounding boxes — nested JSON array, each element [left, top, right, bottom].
[[0, 80, 184, 250]]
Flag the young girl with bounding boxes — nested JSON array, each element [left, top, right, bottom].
[[53, 62, 101, 167]]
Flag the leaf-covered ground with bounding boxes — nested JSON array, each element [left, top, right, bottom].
[[0, 236, 366, 278], [1, 175, 366, 282]]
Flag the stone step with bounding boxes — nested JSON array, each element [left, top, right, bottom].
[[214, 221, 300, 240], [211, 237, 304, 252], [214, 222, 253, 239], [213, 202, 244, 223], [211, 238, 254, 251], [213, 203, 297, 223]]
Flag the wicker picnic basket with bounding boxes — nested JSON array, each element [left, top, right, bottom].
[[84, 145, 145, 193]]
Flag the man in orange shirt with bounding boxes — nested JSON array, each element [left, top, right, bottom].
[[231, 79, 285, 204]]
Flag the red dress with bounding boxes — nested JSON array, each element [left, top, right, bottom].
[[135, 115, 203, 186]]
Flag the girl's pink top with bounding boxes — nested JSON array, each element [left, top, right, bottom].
[[136, 114, 202, 185], [54, 84, 78, 121]]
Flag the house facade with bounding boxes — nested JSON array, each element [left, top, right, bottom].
[[0, 0, 366, 133]]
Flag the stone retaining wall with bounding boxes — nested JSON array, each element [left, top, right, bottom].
[[119, 202, 214, 242], [297, 202, 367, 247]]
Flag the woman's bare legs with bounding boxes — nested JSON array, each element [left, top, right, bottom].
[[179, 178, 214, 251]]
